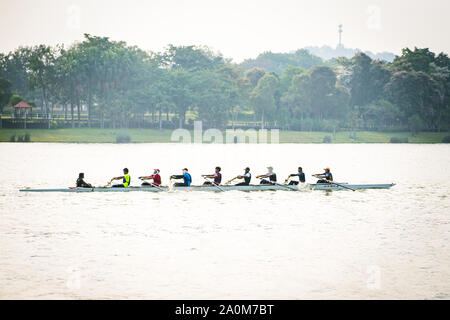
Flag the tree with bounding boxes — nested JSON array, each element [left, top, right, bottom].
[[240, 49, 323, 75], [250, 73, 279, 129], [159, 44, 225, 71], [385, 71, 441, 129], [244, 68, 266, 88], [0, 77, 12, 112], [346, 53, 391, 107], [408, 114, 425, 135], [8, 93, 23, 106], [360, 100, 401, 129], [0, 48, 34, 99], [28, 45, 57, 115], [166, 69, 196, 128], [429, 62, 450, 131], [309, 66, 337, 119], [279, 66, 305, 94], [192, 70, 230, 128], [391, 47, 436, 73], [327, 86, 350, 121]]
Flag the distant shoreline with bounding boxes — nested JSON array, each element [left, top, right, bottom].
[[1, 128, 448, 144]]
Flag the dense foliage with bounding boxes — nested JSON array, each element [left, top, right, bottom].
[[0, 34, 449, 132]]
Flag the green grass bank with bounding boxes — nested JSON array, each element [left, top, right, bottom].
[[0, 128, 448, 143]]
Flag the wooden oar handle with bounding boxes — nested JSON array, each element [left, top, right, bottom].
[[225, 177, 236, 185]]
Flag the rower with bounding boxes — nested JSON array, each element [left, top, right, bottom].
[[202, 167, 222, 185], [234, 167, 251, 186], [170, 168, 192, 187], [110, 168, 131, 188], [312, 167, 333, 184], [139, 169, 161, 187], [76, 173, 92, 188], [285, 167, 306, 185], [256, 166, 277, 185]]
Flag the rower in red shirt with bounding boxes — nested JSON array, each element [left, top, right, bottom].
[[139, 169, 162, 187]]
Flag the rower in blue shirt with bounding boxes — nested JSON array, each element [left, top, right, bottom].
[[170, 168, 192, 187], [313, 167, 333, 184]]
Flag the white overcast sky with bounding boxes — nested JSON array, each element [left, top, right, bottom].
[[1, 0, 449, 62]]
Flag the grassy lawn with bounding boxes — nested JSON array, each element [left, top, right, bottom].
[[0, 128, 174, 143], [279, 131, 449, 143], [0, 128, 448, 143]]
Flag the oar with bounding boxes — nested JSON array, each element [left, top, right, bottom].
[[203, 177, 224, 192], [312, 175, 355, 191], [168, 178, 175, 191], [329, 181, 356, 191], [256, 176, 293, 191], [139, 177, 164, 191], [102, 179, 113, 188], [148, 182, 164, 191], [275, 182, 295, 191], [275, 182, 294, 190]]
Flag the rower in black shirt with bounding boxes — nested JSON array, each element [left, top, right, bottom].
[[285, 167, 306, 185], [76, 173, 92, 188], [256, 166, 277, 184], [229, 167, 251, 186]]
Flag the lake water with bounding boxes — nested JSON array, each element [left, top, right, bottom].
[[0, 143, 449, 299]]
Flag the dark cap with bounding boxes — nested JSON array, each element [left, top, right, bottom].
[[183, 168, 188, 171], [244, 167, 250, 171]]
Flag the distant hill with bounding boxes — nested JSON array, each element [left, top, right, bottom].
[[304, 45, 395, 62], [239, 49, 323, 75]]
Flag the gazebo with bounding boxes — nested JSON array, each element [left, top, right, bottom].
[[13, 101, 32, 116]]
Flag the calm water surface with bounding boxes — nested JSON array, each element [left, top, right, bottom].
[[0, 143, 449, 299]]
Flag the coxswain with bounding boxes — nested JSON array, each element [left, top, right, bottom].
[[312, 167, 333, 184], [285, 167, 306, 185], [202, 167, 222, 185], [110, 168, 131, 188], [76, 173, 92, 188], [139, 169, 162, 187], [256, 166, 277, 184], [170, 168, 192, 187]]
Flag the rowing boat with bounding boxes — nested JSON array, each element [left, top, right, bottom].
[[19, 183, 395, 192]]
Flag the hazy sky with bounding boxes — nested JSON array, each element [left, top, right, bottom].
[[1, 0, 449, 62]]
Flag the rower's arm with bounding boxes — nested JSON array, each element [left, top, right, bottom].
[[202, 174, 214, 178], [140, 176, 153, 180], [171, 175, 183, 179], [111, 176, 124, 181]]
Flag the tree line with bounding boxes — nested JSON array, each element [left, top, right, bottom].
[[0, 34, 449, 132]]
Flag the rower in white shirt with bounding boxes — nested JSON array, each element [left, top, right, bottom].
[[256, 166, 277, 185]]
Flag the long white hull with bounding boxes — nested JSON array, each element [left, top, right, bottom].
[[19, 183, 395, 192]]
